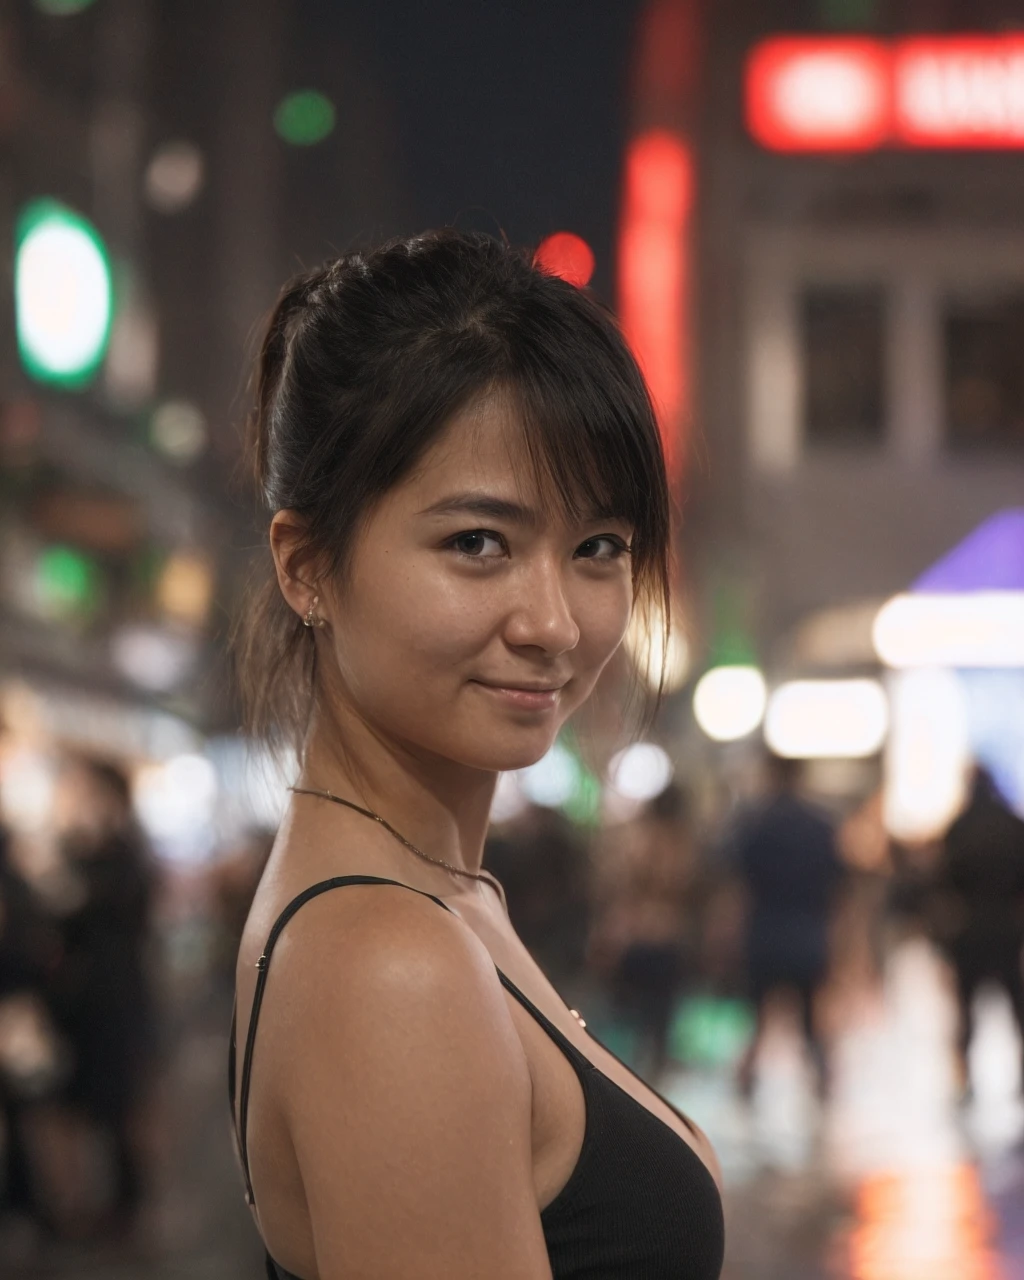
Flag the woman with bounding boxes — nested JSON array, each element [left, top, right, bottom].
[[230, 230, 724, 1279]]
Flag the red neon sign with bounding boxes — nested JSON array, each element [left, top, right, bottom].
[[746, 38, 890, 152], [747, 34, 1024, 151], [894, 37, 1024, 148], [618, 129, 693, 483]]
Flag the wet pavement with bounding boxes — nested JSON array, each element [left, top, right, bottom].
[[3, 938, 1023, 1278], [666, 937, 1024, 1279]]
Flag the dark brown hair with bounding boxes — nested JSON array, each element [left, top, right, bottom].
[[233, 229, 673, 758]]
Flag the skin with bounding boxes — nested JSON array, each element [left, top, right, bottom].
[[235, 391, 721, 1280]]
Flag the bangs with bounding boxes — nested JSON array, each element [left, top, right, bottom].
[[491, 300, 671, 602]]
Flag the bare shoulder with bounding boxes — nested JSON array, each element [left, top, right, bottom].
[[254, 883, 551, 1279], [264, 882, 513, 1035]]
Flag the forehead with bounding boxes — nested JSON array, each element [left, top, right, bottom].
[[410, 392, 534, 496], [397, 390, 621, 526]]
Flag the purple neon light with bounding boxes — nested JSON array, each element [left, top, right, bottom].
[[913, 508, 1024, 593]]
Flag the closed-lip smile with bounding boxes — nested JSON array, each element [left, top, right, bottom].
[[475, 680, 567, 692]]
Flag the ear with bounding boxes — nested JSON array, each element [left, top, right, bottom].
[[269, 509, 318, 622]]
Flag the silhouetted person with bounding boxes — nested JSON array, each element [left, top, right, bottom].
[[587, 784, 696, 1081], [0, 826, 59, 1232], [49, 757, 157, 1234], [484, 806, 590, 1000], [733, 756, 845, 1100], [934, 767, 1024, 1100]]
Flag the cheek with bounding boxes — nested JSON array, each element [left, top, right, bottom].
[[573, 580, 633, 665], [333, 562, 491, 699]]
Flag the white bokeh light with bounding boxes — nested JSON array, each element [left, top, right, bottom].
[[765, 679, 889, 759], [144, 140, 205, 214], [776, 51, 884, 135], [624, 605, 690, 694], [884, 668, 971, 842], [874, 592, 1024, 669], [134, 753, 218, 862], [693, 665, 767, 742], [151, 400, 207, 463], [489, 771, 529, 824], [0, 747, 56, 833], [519, 742, 578, 809], [16, 214, 112, 379], [608, 742, 674, 802]]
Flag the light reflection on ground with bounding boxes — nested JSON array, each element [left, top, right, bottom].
[[665, 939, 1024, 1279]]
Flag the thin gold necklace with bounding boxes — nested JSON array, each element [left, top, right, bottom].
[[288, 785, 503, 893], [289, 785, 585, 1029]]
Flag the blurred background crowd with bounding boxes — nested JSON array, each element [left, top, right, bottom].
[[1, 0, 1024, 1276]]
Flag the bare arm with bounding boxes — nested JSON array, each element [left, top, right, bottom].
[[259, 887, 553, 1280]]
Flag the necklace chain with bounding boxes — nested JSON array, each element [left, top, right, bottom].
[[288, 786, 583, 1027], [288, 785, 502, 891]]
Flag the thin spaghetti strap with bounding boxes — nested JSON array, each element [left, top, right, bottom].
[[231, 875, 454, 1209]]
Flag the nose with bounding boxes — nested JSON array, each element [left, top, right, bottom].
[[504, 555, 580, 657]]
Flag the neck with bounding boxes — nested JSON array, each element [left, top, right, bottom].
[[297, 701, 497, 879]]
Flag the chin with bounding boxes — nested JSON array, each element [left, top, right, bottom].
[[446, 724, 563, 775]]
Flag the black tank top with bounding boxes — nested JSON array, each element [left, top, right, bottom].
[[229, 875, 724, 1279]]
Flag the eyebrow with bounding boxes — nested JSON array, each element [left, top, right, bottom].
[[417, 491, 627, 527]]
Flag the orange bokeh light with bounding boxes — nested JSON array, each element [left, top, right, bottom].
[[533, 232, 595, 288], [847, 1165, 1006, 1280]]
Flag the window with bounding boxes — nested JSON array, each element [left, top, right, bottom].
[[944, 291, 1024, 452], [801, 285, 885, 446]]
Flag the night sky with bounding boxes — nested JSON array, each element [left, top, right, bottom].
[[288, 1, 643, 303]]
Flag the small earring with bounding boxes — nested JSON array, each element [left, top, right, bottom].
[[302, 594, 324, 628]]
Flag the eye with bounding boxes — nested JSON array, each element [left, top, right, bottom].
[[575, 535, 632, 561], [447, 530, 507, 560]]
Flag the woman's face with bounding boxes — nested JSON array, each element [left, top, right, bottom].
[[288, 393, 635, 775]]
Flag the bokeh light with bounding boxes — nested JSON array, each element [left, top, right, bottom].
[[274, 90, 336, 146], [15, 201, 113, 386], [151, 400, 208, 464], [133, 753, 218, 862], [874, 591, 1024, 668], [692, 665, 767, 742], [145, 140, 205, 214], [765, 678, 888, 759], [33, 0, 96, 13], [624, 601, 691, 694], [519, 740, 580, 809], [534, 232, 595, 287], [884, 667, 971, 841], [607, 742, 674, 802]]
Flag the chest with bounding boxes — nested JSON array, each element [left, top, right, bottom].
[[466, 905, 715, 1187]]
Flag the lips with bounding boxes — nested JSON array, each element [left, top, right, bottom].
[[475, 680, 567, 692], [471, 680, 566, 710]]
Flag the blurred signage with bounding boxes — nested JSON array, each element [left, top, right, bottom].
[[747, 34, 1024, 151], [618, 129, 694, 482]]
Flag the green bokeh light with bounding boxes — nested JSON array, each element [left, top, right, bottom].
[[14, 199, 113, 388], [36, 545, 100, 616], [274, 90, 336, 146], [557, 727, 603, 828], [669, 996, 754, 1068], [33, 0, 97, 14], [818, 0, 881, 28]]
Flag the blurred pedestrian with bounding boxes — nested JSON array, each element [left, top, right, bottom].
[[0, 823, 61, 1237], [932, 766, 1024, 1102], [732, 755, 845, 1101], [48, 756, 158, 1237], [588, 783, 696, 1081], [483, 805, 590, 1001]]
